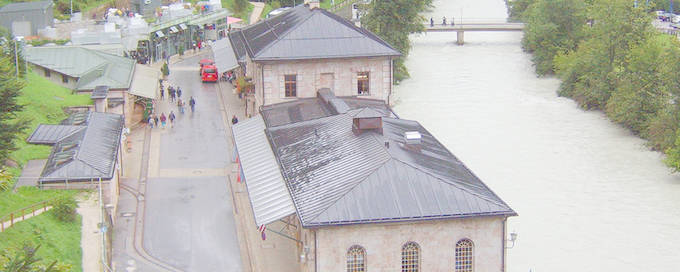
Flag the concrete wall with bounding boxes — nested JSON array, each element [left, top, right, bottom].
[[0, 6, 53, 36], [301, 216, 507, 272], [33, 65, 78, 90]]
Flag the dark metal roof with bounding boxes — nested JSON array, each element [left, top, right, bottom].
[[26, 125, 85, 145], [265, 109, 516, 227], [0, 0, 52, 13], [229, 5, 401, 61], [38, 112, 124, 183], [91, 85, 110, 99], [260, 91, 395, 128]]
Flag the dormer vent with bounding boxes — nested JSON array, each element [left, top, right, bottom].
[[404, 131, 422, 145]]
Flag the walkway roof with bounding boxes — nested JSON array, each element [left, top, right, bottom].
[[232, 115, 296, 226], [129, 64, 160, 99], [212, 38, 239, 73]]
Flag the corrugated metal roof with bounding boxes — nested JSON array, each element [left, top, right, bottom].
[[232, 115, 296, 226], [265, 109, 516, 227], [0, 0, 52, 13], [26, 125, 85, 145], [38, 112, 124, 183], [229, 5, 400, 61], [25, 46, 134, 91], [129, 64, 160, 99], [213, 38, 239, 72], [260, 91, 395, 128], [91, 86, 109, 99]]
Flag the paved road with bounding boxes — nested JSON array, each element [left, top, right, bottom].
[[142, 52, 242, 271]]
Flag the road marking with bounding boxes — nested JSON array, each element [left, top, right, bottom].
[[158, 168, 228, 177]]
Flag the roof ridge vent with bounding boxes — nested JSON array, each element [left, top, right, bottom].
[[404, 131, 422, 145]]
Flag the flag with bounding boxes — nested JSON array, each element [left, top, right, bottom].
[[258, 225, 267, 240]]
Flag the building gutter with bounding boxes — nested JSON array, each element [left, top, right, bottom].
[[261, 63, 265, 107], [314, 229, 318, 272], [502, 216, 507, 272]]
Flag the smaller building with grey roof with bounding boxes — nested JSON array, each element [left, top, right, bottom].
[[232, 89, 517, 271], [0, 0, 53, 36], [227, 3, 401, 117], [25, 46, 160, 127]]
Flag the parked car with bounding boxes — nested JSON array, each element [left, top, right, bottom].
[[201, 65, 219, 82]]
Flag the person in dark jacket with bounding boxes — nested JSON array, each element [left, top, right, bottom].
[[231, 115, 238, 125]]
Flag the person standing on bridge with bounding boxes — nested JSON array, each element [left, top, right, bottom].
[[442, 16, 447, 26], [430, 17, 434, 27], [452, 16, 455, 26]]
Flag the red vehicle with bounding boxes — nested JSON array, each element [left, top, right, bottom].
[[199, 59, 215, 75], [201, 65, 218, 82]]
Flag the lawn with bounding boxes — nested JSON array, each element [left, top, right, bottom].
[[0, 187, 78, 217], [10, 72, 92, 167], [222, 0, 254, 23], [0, 211, 82, 271]]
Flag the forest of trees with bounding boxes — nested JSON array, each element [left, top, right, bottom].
[[512, 0, 680, 171]]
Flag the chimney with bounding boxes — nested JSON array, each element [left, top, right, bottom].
[[306, 0, 320, 9], [404, 131, 422, 145]]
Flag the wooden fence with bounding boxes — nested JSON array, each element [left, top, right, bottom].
[[0, 198, 55, 232]]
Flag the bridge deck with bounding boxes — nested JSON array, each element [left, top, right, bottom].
[[424, 23, 525, 32]]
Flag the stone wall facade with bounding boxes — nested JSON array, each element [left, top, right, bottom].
[[32, 64, 78, 90], [299, 216, 508, 272], [245, 56, 393, 116]]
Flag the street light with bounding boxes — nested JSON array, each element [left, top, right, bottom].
[[14, 36, 24, 77], [506, 231, 518, 249]]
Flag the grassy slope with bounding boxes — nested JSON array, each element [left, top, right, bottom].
[[222, 0, 254, 23], [0, 212, 83, 271], [10, 72, 92, 167], [0, 187, 77, 216]]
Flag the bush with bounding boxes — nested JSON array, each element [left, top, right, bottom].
[[50, 196, 77, 222], [0, 168, 12, 192]]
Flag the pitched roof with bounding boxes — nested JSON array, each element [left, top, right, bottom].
[[228, 5, 401, 61], [25, 47, 135, 91], [36, 112, 124, 183], [264, 109, 516, 227], [261, 89, 396, 128], [0, 0, 52, 13], [26, 124, 85, 145]]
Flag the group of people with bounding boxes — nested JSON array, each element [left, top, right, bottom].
[[431, 16, 455, 26], [222, 71, 236, 83], [159, 82, 183, 102], [148, 112, 176, 129]]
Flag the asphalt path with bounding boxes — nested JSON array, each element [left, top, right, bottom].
[[142, 52, 242, 271]]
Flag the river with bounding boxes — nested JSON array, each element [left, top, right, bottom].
[[392, 0, 680, 271]]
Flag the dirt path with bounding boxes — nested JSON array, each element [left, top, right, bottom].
[[249, 2, 265, 25], [77, 192, 103, 272]]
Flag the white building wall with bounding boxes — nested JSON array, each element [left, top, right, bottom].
[[249, 57, 392, 108], [311, 216, 507, 272]]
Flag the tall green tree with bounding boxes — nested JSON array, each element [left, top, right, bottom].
[[521, 0, 587, 75], [555, 0, 653, 108], [0, 56, 28, 166], [0, 27, 27, 78], [605, 35, 680, 138], [360, 0, 432, 84], [508, 0, 536, 20]]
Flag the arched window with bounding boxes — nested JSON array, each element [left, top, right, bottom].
[[455, 239, 474, 272], [347, 245, 366, 272], [401, 242, 420, 272]]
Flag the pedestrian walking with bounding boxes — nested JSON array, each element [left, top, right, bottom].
[[153, 115, 159, 128], [442, 16, 447, 26], [148, 115, 154, 128], [169, 111, 176, 127], [189, 96, 196, 113], [231, 115, 238, 125], [452, 16, 455, 26], [177, 87, 182, 99], [169, 88, 176, 102], [160, 86, 165, 100], [160, 113, 167, 128], [430, 17, 434, 27], [177, 99, 185, 114]]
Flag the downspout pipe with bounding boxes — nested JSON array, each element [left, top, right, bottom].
[[502, 217, 507, 272]]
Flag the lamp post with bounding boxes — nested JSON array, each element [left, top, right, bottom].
[[14, 38, 18, 77]]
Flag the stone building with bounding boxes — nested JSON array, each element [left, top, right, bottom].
[[0, 0, 53, 36], [233, 90, 517, 271], [25, 46, 159, 127], [228, 3, 401, 116]]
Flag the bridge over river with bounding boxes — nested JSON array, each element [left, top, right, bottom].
[[423, 21, 525, 44]]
